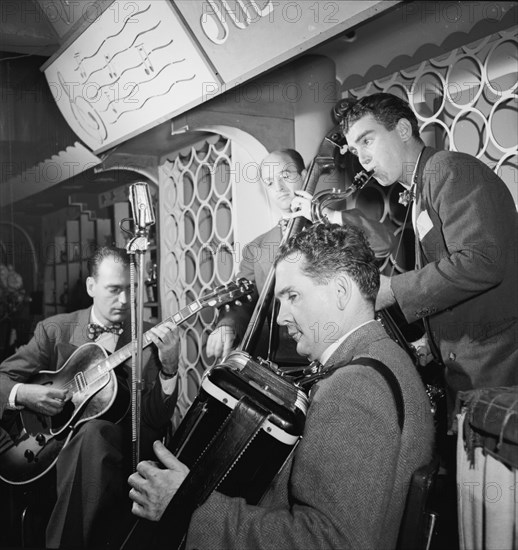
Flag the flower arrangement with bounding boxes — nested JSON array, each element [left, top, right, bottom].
[[0, 263, 29, 320]]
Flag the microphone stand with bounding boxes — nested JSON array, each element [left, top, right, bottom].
[[126, 182, 155, 471], [126, 233, 149, 471]]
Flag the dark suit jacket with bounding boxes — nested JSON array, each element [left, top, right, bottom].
[[186, 320, 434, 549], [391, 147, 518, 398], [0, 307, 177, 436]]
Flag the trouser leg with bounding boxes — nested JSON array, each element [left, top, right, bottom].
[[45, 420, 128, 549]]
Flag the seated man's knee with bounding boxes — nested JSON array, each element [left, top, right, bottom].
[[71, 420, 123, 450]]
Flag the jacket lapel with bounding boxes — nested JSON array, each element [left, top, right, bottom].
[[413, 147, 437, 268], [53, 308, 92, 369], [116, 318, 132, 351], [413, 147, 435, 217], [257, 224, 283, 291], [69, 307, 93, 347]]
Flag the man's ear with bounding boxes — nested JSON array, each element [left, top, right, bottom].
[[396, 118, 413, 142], [86, 276, 95, 298], [335, 274, 352, 310]]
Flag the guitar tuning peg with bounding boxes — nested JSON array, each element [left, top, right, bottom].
[[224, 304, 230, 312], [234, 300, 242, 306], [246, 295, 253, 302]]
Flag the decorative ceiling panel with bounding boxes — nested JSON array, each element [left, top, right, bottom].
[[43, 0, 218, 153]]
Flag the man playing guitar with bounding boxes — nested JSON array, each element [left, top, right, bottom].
[[0, 246, 179, 549]]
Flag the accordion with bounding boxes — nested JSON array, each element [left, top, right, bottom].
[[122, 351, 308, 549]]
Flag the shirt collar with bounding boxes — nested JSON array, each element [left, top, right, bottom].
[[89, 307, 120, 351], [319, 319, 377, 366], [90, 307, 105, 327]]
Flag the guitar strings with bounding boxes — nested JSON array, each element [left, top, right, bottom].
[[48, 286, 242, 398], [50, 347, 129, 396]]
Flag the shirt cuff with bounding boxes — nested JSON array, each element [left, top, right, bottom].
[[8, 383, 24, 410], [159, 372, 178, 395]]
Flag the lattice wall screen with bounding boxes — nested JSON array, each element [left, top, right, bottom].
[[160, 27, 517, 419], [159, 135, 236, 419], [343, 26, 517, 275]]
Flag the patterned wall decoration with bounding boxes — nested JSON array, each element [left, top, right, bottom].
[[159, 135, 235, 419], [43, 0, 216, 153], [160, 26, 517, 420], [342, 26, 517, 277]]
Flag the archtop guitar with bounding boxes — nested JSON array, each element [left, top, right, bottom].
[[0, 278, 254, 485]]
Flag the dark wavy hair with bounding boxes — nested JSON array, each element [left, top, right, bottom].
[[87, 246, 129, 279], [274, 223, 380, 303], [338, 93, 421, 140]]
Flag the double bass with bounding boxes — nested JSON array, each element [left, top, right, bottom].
[[122, 117, 438, 547], [121, 125, 356, 550]]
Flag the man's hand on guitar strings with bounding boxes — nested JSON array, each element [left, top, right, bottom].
[[128, 440, 190, 521], [148, 321, 180, 376], [16, 384, 70, 416], [206, 324, 237, 362]]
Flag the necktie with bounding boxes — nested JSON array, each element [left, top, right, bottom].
[[87, 322, 123, 341]]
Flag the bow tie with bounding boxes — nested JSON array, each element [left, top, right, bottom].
[[87, 322, 123, 341]]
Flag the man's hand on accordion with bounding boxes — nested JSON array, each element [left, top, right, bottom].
[[128, 440, 189, 521]]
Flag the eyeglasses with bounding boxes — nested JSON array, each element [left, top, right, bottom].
[[262, 169, 300, 188]]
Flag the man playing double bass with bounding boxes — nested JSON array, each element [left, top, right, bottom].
[[207, 148, 395, 366], [0, 246, 179, 549]]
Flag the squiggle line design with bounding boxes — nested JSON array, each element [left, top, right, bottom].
[[94, 55, 185, 99], [144, 38, 174, 55], [99, 62, 175, 113], [143, 38, 175, 54], [73, 3, 152, 67], [109, 75, 197, 123], [83, 21, 162, 84]]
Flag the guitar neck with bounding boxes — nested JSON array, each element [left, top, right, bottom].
[[102, 300, 204, 374], [91, 279, 252, 379]]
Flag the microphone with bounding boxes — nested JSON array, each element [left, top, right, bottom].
[[129, 182, 155, 233]]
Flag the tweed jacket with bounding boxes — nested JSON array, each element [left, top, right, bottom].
[[0, 307, 177, 432], [391, 147, 518, 397], [218, 213, 395, 363], [185, 320, 434, 550]]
